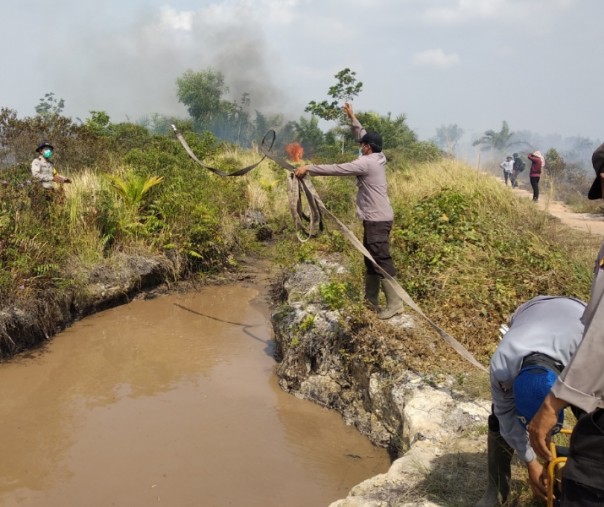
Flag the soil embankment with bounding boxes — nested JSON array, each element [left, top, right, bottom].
[[0, 253, 173, 360]]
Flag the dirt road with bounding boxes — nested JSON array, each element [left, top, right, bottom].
[[501, 178, 604, 237]]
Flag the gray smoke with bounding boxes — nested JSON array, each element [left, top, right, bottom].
[[34, 3, 289, 124]]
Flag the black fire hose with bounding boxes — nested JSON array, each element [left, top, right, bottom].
[[171, 125, 275, 177]]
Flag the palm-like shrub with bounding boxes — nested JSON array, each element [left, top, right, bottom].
[[104, 172, 164, 238], [106, 173, 164, 209]]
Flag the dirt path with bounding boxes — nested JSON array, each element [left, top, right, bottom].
[[499, 177, 604, 237]]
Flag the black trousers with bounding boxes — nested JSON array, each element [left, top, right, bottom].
[[561, 409, 604, 506], [530, 176, 540, 201], [363, 220, 396, 277]]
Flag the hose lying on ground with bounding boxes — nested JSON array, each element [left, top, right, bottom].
[[172, 125, 487, 373]]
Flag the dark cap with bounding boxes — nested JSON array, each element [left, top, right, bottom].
[[360, 131, 383, 153], [588, 143, 604, 200], [36, 141, 54, 153]]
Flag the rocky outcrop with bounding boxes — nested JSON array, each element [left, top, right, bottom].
[[271, 260, 491, 506]]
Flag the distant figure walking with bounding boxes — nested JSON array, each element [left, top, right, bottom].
[[511, 153, 525, 188], [527, 151, 545, 202], [500, 156, 514, 186]]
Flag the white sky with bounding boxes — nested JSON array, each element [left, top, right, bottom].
[[2, 0, 602, 144]]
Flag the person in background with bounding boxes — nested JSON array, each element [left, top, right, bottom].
[[527, 150, 545, 202], [500, 155, 514, 186], [528, 142, 604, 507], [31, 141, 70, 190], [475, 295, 586, 506], [511, 152, 525, 188], [293, 103, 404, 320], [30, 141, 71, 215]]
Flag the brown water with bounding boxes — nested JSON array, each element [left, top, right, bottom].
[[0, 284, 390, 507]]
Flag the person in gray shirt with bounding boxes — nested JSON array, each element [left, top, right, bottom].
[[529, 142, 604, 506], [294, 103, 403, 319], [477, 295, 586, 506]]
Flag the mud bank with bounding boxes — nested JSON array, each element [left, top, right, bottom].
[[0, 253, 173, 360], [271, 260, 492, 506]]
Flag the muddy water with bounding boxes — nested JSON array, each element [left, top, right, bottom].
[[0, 284, 390, 507]]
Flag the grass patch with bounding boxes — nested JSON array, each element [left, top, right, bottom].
[[279, 159, 599, 377]]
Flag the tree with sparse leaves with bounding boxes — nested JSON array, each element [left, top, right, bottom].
[[305, 68, 363, 122], [35, 92, 65, 119]]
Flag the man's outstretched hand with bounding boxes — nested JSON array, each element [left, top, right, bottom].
[[294, 166, 308, 179]]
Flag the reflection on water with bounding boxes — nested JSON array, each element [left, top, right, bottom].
[[0, 285, 390, 506]]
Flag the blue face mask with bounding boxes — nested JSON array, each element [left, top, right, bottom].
[[358, 148, 363, 158], [42, 149, 53, 159]]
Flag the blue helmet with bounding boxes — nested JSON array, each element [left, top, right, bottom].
[[513, 366, 564, 433]]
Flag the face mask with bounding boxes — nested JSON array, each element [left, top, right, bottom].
[[42, 149, 53, 159], [358, 148, 363, 158]]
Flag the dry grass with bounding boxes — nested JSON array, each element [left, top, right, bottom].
[[63, 168, 106, 262]]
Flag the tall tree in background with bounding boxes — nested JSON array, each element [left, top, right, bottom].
[[434, 124, 464, 155], [176, 68, 281, 146], [472, 121, 516, 153], [294, 116, 324, 156], [176, 68, 230, 130]]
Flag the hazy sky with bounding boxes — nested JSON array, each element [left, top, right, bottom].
[[2, 0, 603, 144]]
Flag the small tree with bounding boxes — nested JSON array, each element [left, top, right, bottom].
[[85, 111, 111, 136], [305, 68, 363, 122], [305, 68, 363, 154], [545, 148, 566, 182], [354, 111, 417, 150], [35, 92, 65, 118], [294, 116, 324, 155]]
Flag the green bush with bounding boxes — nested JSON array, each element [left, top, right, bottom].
[[390, 183, 592, 360]]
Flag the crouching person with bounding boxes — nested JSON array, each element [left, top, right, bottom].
[[476, 295, 586, 506]]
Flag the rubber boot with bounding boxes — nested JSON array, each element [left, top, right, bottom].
[[378, 278, 404, 319], [364, 274, 381, 310], [475, 430, 513, 507]]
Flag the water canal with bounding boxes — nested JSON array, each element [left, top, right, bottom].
[[0, 282, 390, 506]]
